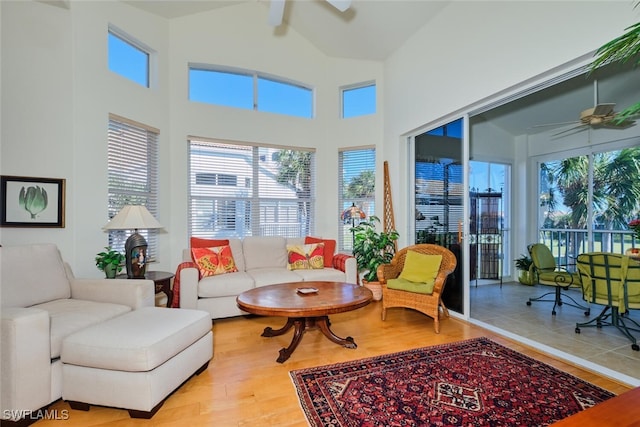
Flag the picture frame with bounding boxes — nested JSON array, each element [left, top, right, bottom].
[[1, 175, 66, 228]]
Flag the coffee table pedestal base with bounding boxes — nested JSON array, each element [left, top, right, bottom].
[[262, 316, 356, 363]]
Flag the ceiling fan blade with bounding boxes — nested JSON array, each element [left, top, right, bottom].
[[268, 0, 285, 26], [552, 124, 587, 137], [327, 0, 351, 12], [530, 120, 579, 129]]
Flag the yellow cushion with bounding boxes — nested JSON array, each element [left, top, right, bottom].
[[387, 277, 435, 294], [399, 251, 442, 283]]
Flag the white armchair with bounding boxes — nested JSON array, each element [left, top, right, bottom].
[[1, 244, 154, 424]]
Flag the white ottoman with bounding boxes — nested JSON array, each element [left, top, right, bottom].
[[61, 307, 212, 418]]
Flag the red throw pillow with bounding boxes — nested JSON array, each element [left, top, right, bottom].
[[190, 237, 230, 249], [191, 246, 238, 277], [305, 236, 336, 268]]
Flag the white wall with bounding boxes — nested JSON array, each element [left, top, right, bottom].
[[1, 1, 74, 258], [2, 0, 637, 276], [0, 0, 382, 276], [384, 1, 637, 248]]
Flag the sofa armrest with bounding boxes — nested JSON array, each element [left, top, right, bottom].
[[1, 307, 51, 419], [70, 278, 155, 309], [333, 254, 358, 284], [178, 267, 200, 309]]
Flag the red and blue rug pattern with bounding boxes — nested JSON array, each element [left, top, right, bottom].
[[290, 337, 615, 426]]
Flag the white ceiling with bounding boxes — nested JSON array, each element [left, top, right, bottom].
[[122, 0, 639, 137], [123, 0, 448, 61]]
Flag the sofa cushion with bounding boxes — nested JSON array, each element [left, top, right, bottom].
[[191, 245, 238, 277], [198, 272, 255, 298], [32, 298, 132, 358], [247, 268, 302, 287], [61, 307, 211, 372], [305, 237, 337, 268], [243, 236, 287, 270], [286, 243, 324, 270], [1, 244, 71, 308], [387, 277, 435, 295], [292, 267, 346, 282]]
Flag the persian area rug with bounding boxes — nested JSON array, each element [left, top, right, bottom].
[[290, 337, 615, 427]]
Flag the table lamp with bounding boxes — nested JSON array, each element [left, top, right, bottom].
[[102, 205, 163, 279]]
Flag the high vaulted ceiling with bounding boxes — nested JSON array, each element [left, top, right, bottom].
[[123, 0, 449, 60], [122, 0, 640, 138]]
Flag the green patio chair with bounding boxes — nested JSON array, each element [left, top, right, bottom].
[[526, 243, 590, 316], [575, 252, 640, 351]]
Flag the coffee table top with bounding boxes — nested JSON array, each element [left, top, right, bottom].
[[236, 281, 372, 317]]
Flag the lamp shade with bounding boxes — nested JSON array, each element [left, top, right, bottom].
[[341, 203, 366, 223], [103, 205, 163, 231]]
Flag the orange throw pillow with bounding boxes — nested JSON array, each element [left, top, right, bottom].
[[190, 237, 230, 249], [305, 236, 336, 268], [191, 246, 238, 277]]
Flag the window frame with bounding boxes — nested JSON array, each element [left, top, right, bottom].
[[108, 25, 155, 88], [338, 146, 376, 252], [188, 64, 315, 118], [107, 113, 160, 261], [188, 137, 316, 239], [340, 81, 376, 119]]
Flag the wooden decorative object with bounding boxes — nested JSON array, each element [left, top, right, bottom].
[[383, 161, 396, 250]]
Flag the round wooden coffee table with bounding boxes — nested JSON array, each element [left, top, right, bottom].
[[236, 281, 373, 363]]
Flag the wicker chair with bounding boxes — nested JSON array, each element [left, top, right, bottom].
[[377, 244, 457, 333]]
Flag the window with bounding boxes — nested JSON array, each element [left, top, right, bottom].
[[188, 138, 315, 238], [537, 146, 640, 261], [108, 27, 151, 88], [189, 65, 314, 118], [107, 114, 159, 260], [342, 82, 376, 118], [338, 147, 376, 252]]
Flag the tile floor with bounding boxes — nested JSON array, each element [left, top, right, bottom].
[[470, 281, 640, 381]]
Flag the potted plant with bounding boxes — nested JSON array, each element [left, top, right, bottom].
[[514, 253, 535, 285], [351, 215, 399, 300], [95, 246, 125, 279]]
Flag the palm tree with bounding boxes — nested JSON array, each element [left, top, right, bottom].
[[344, 170, 375, 199], [542, 147, 640, 251], [275, 150, 312, 234], [590, 2, 640, 124]]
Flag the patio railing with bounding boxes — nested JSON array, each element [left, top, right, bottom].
[[538, 228, 638, 270]]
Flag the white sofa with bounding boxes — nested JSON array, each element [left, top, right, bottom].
[[0, 244, 155, 423], [179, 236, 357, 319]]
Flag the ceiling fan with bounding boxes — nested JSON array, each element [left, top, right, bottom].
[[268, 0, 352, 27], [533, 81, 636, 134]]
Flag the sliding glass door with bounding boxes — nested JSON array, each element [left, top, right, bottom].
[[413, 118, 466, 314]]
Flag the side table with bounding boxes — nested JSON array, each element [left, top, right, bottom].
[[117, 271, 175, 308]]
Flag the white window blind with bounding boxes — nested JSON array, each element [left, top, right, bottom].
[[188, 138, 315, 238], [338, 147, 376, 252], [107, 114, 159, 260]]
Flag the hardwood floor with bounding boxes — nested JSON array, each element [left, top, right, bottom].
[[38, 301, 631, 426]]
